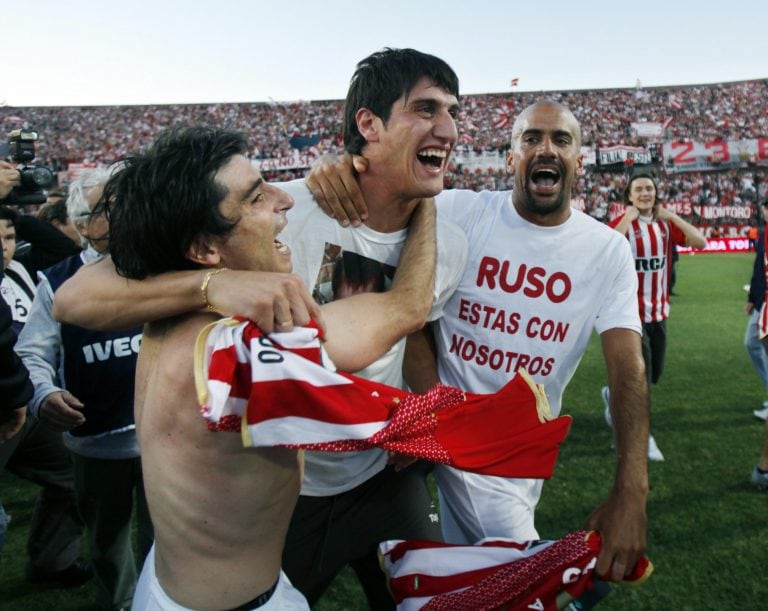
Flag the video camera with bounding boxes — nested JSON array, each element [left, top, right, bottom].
[[4, 129, 55, 206]]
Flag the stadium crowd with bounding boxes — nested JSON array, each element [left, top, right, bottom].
[[1, 78, 767, 233], [4, 78, 767, 163], [2, 79, 767, 222], [2, 51, 768, 610], [1, 80, 766, 238]]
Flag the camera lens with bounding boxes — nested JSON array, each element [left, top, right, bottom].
[[20, 166, 55, 189]]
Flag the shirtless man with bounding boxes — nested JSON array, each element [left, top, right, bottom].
[[55, 48, 465, 607], [96, 126, 437, 610]]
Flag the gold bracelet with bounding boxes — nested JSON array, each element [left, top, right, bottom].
[[201, 267, 228, 311]]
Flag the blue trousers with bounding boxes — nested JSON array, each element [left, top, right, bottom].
[[745, 310, 768, 392]]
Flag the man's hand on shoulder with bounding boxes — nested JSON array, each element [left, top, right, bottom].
[[655, 205, 675, 221], [206, 270, 324, 334], [623, 206, 640, 222], [305, 153, 369, 227]]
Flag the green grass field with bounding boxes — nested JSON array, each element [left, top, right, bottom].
[[2, 253, 767, 610]]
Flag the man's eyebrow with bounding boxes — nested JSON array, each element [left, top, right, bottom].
[[239, 178, 264, 202], [407, 96, 437, 108], [521, 128, 574, 140], [521, 128, 542, 137]]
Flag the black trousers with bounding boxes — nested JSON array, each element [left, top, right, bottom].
[[0, 413, 84, 571], [283, 462, 441, 610], [641, 320, 667, 385]]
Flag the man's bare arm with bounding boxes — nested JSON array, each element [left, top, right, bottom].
[[586, 327, 649, 581], [52, 257, 322, 333], [322, 199, 436, 372], [403, 325, 440, 394], [305, 154, 369, 227]]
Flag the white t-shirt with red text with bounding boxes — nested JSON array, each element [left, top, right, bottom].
[[432, 189, 640, 542], [279, 179, 467, 496]]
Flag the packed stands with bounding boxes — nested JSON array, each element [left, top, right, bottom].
[[2, 78, 767, 233]]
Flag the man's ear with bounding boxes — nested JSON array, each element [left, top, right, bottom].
[[186, 236, 221, 266], [356, 108, 381, 144], [575, 153, 584, 176], [506, 150, 515, 176], [73, 219, 88, 238]]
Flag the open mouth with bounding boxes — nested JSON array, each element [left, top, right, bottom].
[[274, 239, 289, 254], [529, 167, 562, 193], [274, 222, 290, 256], [417, 147, 448, 172]]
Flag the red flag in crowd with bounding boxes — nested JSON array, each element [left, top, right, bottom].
[[492, 108, 511, 130]]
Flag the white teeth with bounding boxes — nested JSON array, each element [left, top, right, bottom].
[[274, 240, 289, 254], [419, 149, 447, 158]]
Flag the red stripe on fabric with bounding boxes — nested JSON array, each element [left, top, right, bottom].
[[208, 347, 254, 401], [385, 531, 595, 610], [244, 377, 396, 426], [632, 219, 645, 257], [207, 344, 238, 383], [630, 220, 648, 321], [647, 222, 662, 322]]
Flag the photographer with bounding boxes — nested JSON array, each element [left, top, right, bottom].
[[0, 160, 31, 440], [0, 160, 90, 586], [2, 130, 80, 277], [1, 162, 81, 281]]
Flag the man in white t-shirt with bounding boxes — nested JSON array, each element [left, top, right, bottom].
[[309, 101, 650, 584], [53, 48, 467, 607]]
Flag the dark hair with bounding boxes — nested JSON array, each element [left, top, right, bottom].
[[331, 251, 386, 299], [0, 206, 19, 225], [105, 126, 247, 279], [623, 171, 658, 205], [343, 48, 459, 155], [37, 200, 68, 224]]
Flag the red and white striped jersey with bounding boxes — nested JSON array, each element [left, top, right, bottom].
[[193, 317, 572, 479], [379, 530, 653, 610], [609, 214, 686, 323]]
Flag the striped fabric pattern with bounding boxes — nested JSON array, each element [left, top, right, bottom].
[[379, 531, 653, 610], [193, 318, 572, 478]]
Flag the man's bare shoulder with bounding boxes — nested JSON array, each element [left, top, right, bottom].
[[135, 313, 220, 428], [144, 312, 219, 349]]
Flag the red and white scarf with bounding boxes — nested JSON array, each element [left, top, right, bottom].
[[379, 531, 652, 611], [194, 318, 572, 479]]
